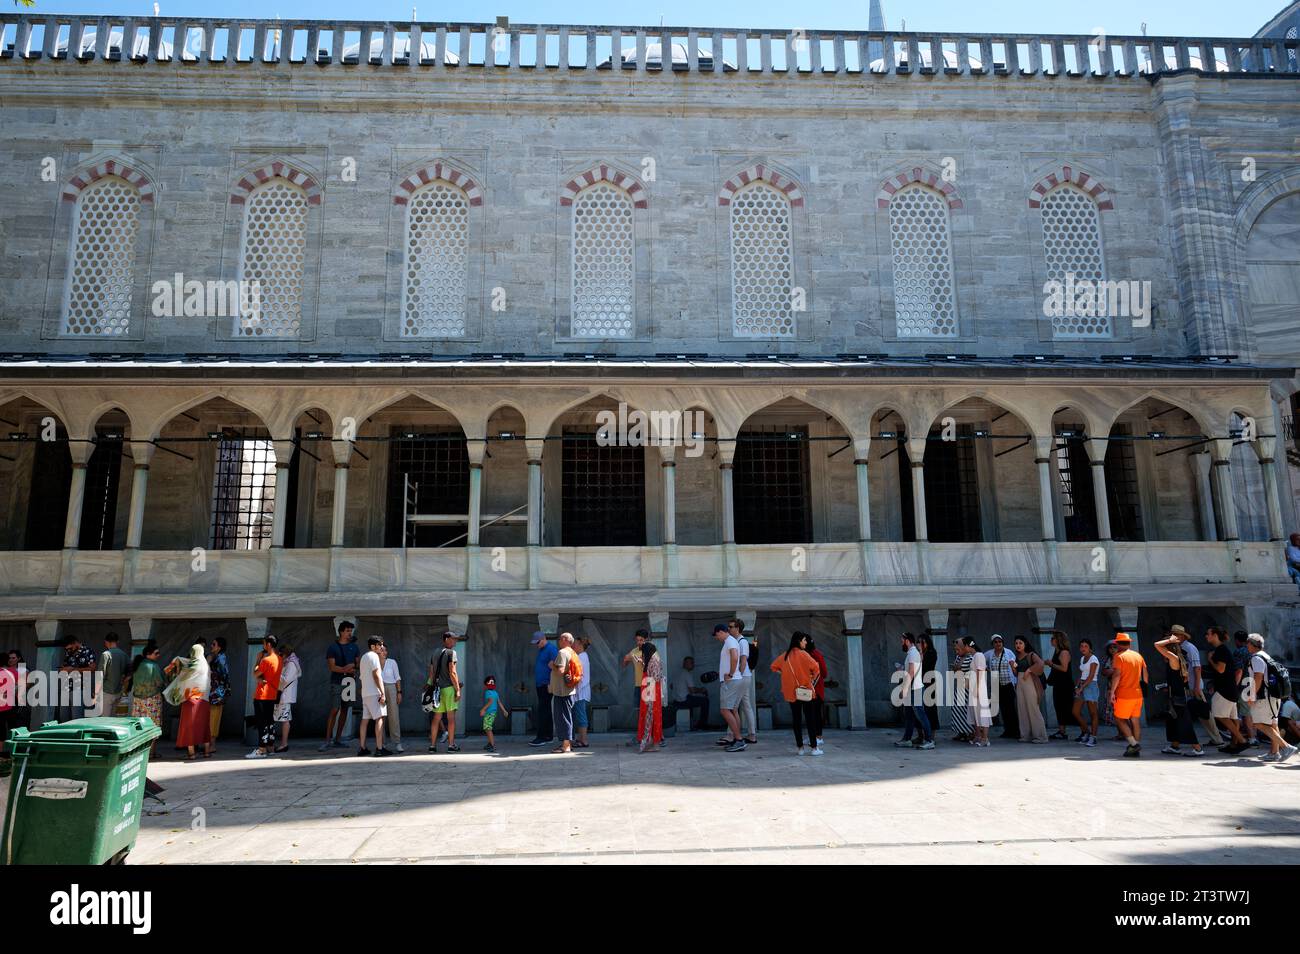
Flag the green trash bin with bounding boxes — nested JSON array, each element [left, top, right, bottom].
[[2, 716, 162, 865]]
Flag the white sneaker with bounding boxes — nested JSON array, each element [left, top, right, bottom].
[[1280, 745, 1298, 763], [395, 743, 405, 753], [795, 747, 807, 756], [809, 747, 825, 757], [816, 737, 824, 747], [244, 749, 266, 759]]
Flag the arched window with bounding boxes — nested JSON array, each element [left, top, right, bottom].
[[1040, 184, 1108, 337], [571, 182, 635, 338], [235, 178, 308, 338], [61, 176, 142, 336], [730, 182, 795, 338], [888, 184, 958, 337], [401, 181, 470, 337]]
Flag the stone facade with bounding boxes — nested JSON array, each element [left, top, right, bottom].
[[0, 13, 1297, 737]]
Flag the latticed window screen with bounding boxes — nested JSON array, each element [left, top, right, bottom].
[[210, 430, 277, 551], [730, 183, 795, 338], [61, 177, 141, 336], [733, 425, 812, 544], [923, 425, 982, 543], [561, 427, 646, 546], [384, 428, 469, 547], [1040, 185, 1109, 338], [888, 185, 958, 337], [235, 179, 308, 338], [1104, 426, 1144, 542], [571, 183, 635, 338], [401, 183, 470, 338]]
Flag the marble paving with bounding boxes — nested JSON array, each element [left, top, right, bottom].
[[128, 730, 1300, 865]]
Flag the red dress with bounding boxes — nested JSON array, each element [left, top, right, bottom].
[[175, 690, 211, 748], [637, 656, 664, 747]]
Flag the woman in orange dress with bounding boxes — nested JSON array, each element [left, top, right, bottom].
[[165, 642, 211, 761]]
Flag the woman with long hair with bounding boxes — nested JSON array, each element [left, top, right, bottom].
[[770, 631, 823, 756], [1100, 640, 1122, 739], [164, 640, 211, 761], [125, 640, 165, 757], [917, 633, 940, 739], [274, 641, 302, 753], [1072, 637, 1101, 746], [806, 636, 828, 749], [637, 641, 664, 753], [1047, 631, 1074, 740], [1154, 633, 1204, 756], [1011, 636, 1048, 743]]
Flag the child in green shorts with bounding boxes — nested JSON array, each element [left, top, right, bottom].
[[480, 676, 509, 752]]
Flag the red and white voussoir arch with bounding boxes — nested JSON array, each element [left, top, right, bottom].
[[62, 160, 156, 203], [1027, 166, 1114, 211], [559, 165, 648, 209], [717, 164, 805, 207], [229, 162, 322, 206], [875, 166, 962, 210], [393, 164, 483, 206]]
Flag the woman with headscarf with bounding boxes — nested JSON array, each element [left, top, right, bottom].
[[637, 641, 664, 753], [124, 641, 166, 757], [164, 640, 211, 761], [950, 637, 973, 743]]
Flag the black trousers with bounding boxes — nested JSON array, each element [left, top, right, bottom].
[[534, 684, 553, 740], [1052, 683, 1074, 730], [791, 699, 823, 749], [254, 699, 276, 748], [1165, 699, 1199, 745], [998, 684, 1020, 736]]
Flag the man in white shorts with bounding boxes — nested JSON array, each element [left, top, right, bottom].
[[1244, 633, 1296, 763], [357, 637, 390, 757]]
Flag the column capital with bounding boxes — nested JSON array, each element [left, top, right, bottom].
[[924, 608, 949, 633], [446, 612, 469, 637], [1034, 435, 1055, 459], [525, 438, 546, 461], [33, 619, 65, 645], [466, 438, 487, 466], [127, 617, 156, 647], [129, 440, 156, 468], [906, 437, 927, 464], [537, 612, 559, 636], [330, 439, 354, 467], [656, 442, 677, 464], [852, 436, 871, 460], [647, 611, 669, 635], [244, 617, 271, 643], [1028, 607, 1057, 633], [1084, 437, 1108, 465], [68, 439, 93, 467], [1250, 435, 1277, 463], [732, 608, 757, 632], [842, 609, 864, 634], [1108, 605, 1139, 633], [1208, 438, 1234, 463]]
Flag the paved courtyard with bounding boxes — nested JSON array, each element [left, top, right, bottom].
[[130, 731, 1300, 865]]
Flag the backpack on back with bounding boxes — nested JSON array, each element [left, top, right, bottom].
[[1259, 652, 1293, 700], [564, 651, 583, 689]]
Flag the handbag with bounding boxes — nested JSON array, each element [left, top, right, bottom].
[[795, 686, 815, 702], [272, 702, 292, 722]]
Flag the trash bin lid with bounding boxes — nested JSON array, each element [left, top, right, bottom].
[[8, 716, 162, 748]]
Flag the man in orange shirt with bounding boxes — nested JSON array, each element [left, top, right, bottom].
[[1109, 632, 1148, 758], [246, 635, 282, 759]]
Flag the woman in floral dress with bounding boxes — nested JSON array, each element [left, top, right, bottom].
[[637, 642, 664, 753], [124, 640, 165, 757]]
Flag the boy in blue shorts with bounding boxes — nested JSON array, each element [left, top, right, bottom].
[[480, 676, 509, 752]]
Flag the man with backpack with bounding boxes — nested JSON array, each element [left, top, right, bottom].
[[427, 630, 462, 753], [1244, 633, 1296, 763], [548, 632, 581, 754]]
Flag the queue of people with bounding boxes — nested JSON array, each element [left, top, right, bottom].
[[891, 624, 1298, 762]]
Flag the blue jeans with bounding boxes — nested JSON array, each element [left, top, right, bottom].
[[902, 696, 932, 742]]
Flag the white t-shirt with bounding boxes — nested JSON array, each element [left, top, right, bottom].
[[735, 635, 751, 678], [1245, 653, 1267, 702], [904, 645, 922, 695], [359, 650, 383, 697], [577, 651, 592, 702], [719, 636, 742, 681], [1077, 654, 1100, 685], [672, 667, 695, 704], [381, 658, 401, 685]]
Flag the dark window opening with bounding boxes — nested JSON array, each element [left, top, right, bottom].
[[561, 427, 646, 547], [210, 428, 277, 551], [78, 429, 124, 550], [1105, 426, 1145, 542], [24, 434, 71, 551], [734, 425, 812, 544], [283, 427, 302, 549], [1056, 433, 1097, 542], [897, 435, 916, 542], [385, 427, 469, 548], [923, 424, 982, 543]]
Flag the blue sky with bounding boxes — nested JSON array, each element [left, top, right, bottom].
[[16, 0, 1290, 37]]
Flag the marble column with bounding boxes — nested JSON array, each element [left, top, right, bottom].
[[1209, 438, 1239, 541], [124, 440, 155, 549], [61, 440, 92, 550], [907, 438, 928, 542], [525, 439, 544, 547], [1252, 436, 1285, 541], [466, 439, 485, 546], [243, 617, 270, 747], [1189, 450, 1217, 541], [924, 608, 948, 728], [1034, 437, 1056, 541], [329, 441, 352, 547], [32, 619, 64, 726], [1084, 437, 1112, 541], [854, 437, 872, 541], [719, 463, 735, 544], [843, 609, 866, 729], [1029, 607, 1058, 727]]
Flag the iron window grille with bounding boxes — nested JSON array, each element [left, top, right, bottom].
[[923, 423, 982, 543], [210, 428, 278, 551], [733, 425, 812, 544], [561, 426, 646, 546], [79, 429, 124, 550], [384, 427, 469, 548]]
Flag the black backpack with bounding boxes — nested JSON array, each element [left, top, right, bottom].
[[1259, 652, 1292, 700]]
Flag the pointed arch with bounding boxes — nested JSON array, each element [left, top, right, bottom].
[[1028, 165, 1114, 211], [62, 157, 156, 203], [875, 164, 963, 210], [718, 162, 805, 207], [393, 161, 483, 206], [559, 163, 648, 209], [229, 160, 322, 206]]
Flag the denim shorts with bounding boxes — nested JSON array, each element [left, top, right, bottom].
[[1081, 683, 1099, 703]]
